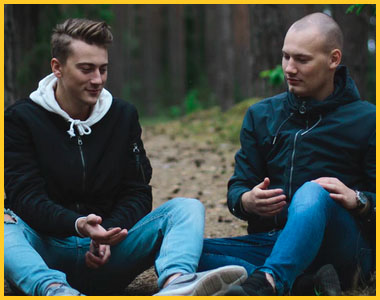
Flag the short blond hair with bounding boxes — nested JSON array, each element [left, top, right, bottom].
[[51, 18, 113, 64]]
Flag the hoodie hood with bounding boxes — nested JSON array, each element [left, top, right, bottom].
[[30, 73, 113, 137], [287, 65, 361, 116]]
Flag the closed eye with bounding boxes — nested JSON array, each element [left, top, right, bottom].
[[282, 52, 290, 60]]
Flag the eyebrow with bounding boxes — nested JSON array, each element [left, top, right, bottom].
[[76, 63, 108, 68], [282, 51, 312, 59]]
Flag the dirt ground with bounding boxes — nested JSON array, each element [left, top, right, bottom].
[[143, 125, 247, 238], [124, 125, 248, 295], [4, 124, 375, 296]]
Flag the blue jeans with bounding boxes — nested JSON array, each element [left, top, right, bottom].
[[199, 182, 373, 294], [4, 197, 205, 295]]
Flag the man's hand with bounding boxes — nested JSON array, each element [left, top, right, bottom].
[[85, 240, 111, 269], [312, 177, 357, 210], [77, 214, 128, 246], [241, 177, 287, 216]]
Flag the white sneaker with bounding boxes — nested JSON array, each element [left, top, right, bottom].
[[153, 265, 248, 296], [45, 284, 85, 296]]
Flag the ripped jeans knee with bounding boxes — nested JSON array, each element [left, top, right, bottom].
[[4, 209, 17, 224]]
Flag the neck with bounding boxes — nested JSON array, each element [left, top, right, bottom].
[[54, 84, 91, 120], [315, 83, 334, 101], [315, 72, 336, 101]]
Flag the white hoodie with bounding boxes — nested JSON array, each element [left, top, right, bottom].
[[30, 73, 113, 137]]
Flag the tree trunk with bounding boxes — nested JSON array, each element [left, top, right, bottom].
[[4, 4, 41, 107], [249, 4, 285, 98], [168, 5, 186, 106], [4, 5, 16, 108], [232, 4, 253, 101], [205, 5, 234, 110], [141, 5, 163, 116], [205, 5, 218, 101], [108, 5, 129, 99], [333, 4, 369, 100]]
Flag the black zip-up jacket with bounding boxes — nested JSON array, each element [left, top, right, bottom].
[[5, 98, 152, 237], [228, 66, 375, 243]]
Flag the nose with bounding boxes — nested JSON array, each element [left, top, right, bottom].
[[90, 69, 104, 85], [284, 58, 297, 75]]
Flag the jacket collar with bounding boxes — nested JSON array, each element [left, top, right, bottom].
[[30, 73, 113, 137], [286, 65, 361, 116]]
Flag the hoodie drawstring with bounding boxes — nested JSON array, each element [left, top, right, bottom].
[[67, 120, 92, 138]]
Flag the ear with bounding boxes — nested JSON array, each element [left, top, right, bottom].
[[329, 49, 342, 69], [51, 58, 63, 78]]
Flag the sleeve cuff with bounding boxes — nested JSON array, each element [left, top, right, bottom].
[[75, 216, 86, 237]]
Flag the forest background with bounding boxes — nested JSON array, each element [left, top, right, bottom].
[[4, 4, 376, 295], [4, 4, 376, 116]]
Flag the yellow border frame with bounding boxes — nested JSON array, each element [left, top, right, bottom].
[[0, 2, 377, 299]]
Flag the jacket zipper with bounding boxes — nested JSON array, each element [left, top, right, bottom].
[[132, 142, 146, 183], [77, 136, 86, 194], [289, 129, 302, 198], [288, 100, 306, 198], [288, 115, 322, 198], [272, 113, 294, 145]]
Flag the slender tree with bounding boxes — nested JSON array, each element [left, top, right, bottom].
[[168, 5, 186, 106], [232, 4, 253, 101], [333, 5, 370, 99]]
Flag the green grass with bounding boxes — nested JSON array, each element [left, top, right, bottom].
[[143, 98, 261, 145]]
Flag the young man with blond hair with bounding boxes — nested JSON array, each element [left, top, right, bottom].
[[4, 18, 247, 296]]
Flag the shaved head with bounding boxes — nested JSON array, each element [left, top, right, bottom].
[[282, 13, 343, 100], [288, 12, 343, 54]]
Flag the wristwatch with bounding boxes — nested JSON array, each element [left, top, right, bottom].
[[355, 190, 368, 212]]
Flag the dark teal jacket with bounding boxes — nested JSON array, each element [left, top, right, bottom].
[[228, 66, 375, 241]]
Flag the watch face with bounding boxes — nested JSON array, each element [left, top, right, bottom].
[[357, 191, 367, 208]]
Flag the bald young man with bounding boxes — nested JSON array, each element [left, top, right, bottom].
[[197, 13, 375, 295]]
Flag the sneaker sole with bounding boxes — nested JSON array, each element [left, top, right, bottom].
[[314, 264, 342, 296], [191, 265, 248, 296]]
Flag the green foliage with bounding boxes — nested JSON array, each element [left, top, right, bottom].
[[98, 5, 114, 23], [184, 89, 203, 114], [259, 65, 284, 87], [123, 31, 140, 53], [169, 105, 182, 118], [60, 5, 114, 23], [346, 4, 376, 16]]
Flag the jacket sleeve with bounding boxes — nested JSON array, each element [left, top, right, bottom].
[[227, 107, 266, 221], [101, 108, 153, 231], [359, 128, 375, 236], [5, 105, 81, 236]]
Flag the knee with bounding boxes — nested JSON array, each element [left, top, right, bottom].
[[294, 181, 325, 197], [4, 214, 16, 223], [289, 181, 330, 212], [169, 197, 205, 217], [4, 209, 17, 224]]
